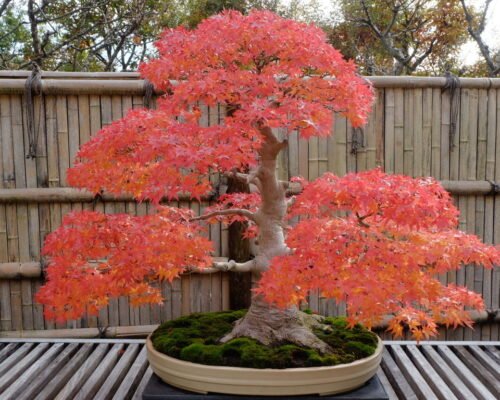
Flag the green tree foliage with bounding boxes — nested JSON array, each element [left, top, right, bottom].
[[22, 0, 181, 71], [0, 0, 494, 75], [0, 1, 30, 69], [0, 0, 325, 72], [327, 0, 471, 75]]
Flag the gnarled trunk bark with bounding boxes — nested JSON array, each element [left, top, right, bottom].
[[221, 294, 332, 354]]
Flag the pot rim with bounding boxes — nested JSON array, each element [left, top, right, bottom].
[[146, 333, 383, 372]]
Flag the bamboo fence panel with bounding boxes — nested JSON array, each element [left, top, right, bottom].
[[0, 73, 498, 340], [0, 85, 231, 335], [492, 89, 500, 341]]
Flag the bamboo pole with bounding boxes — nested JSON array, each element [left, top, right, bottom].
[[0, 180, 497, 205], [0, 262, 41, 279], [0, 258, 230, 280], [0, 324, 158, 339], [368, 76, 500, 89], [394, 88, 405, 174], [0, 71, 499, 87], [0, 79, 156, 95], [1, 75, 500, 95], [0, 187, 214, 203], [440, 180, 498, 195]]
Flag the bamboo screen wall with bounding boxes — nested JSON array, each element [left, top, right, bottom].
[[0, 72, 499, 341]]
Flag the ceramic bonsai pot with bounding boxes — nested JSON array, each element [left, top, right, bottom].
[[146, 335, 383, 396]]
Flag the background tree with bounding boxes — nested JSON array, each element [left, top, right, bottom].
[[22, 0, 180, 71], [170, 0, 272, 28], [0, 0, 325, 71], [460, 0, 499, 77], [0, 1, 30, 69], [37, 11, 500, 348], [1, 0, 498, 75], [327, 0, 470, 75]]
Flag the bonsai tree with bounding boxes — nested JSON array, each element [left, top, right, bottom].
[[37, 11, 499, 351]]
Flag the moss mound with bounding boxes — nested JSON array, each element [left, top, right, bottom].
[[151, 310, 378, 369]]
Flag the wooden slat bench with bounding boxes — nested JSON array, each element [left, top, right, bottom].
[[0, 339, 498, 400]]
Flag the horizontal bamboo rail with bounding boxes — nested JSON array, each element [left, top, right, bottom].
[[0, 258, 229, 279], [0, 181, 497, 204], [0, 310, 497, 339], [0, 188, 211, 203], [0, 79, 158, 95], [0, 262, 42, 279], [3, 70, 500, 86], [1, 73, 499, 95], [440, 180, 500, 195], [368, 76, 500, 89], [0, 325, 158, 339]]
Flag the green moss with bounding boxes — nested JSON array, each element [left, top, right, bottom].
[[151, 311, 378, 369], [180, 343, 223, 365]]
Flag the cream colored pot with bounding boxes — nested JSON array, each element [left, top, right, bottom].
[[146, 335, 383, 396]]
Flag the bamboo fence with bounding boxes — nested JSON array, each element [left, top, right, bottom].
[[0, 72, 499, 341]]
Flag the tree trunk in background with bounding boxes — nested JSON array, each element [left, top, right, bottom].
[[227, 176, 252, 310]]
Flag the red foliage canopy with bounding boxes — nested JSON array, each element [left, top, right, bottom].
[[37, 207, 212, 320], [67, 10, 372, 203], [257, 170, 500, 339], [36, 11, 500, 341]]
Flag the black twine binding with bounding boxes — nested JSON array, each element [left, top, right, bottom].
[[25, 62, 44, 159], [443, 71, 460, 151], [487, 180, 500, 195], [143, 79, 155, 109], [96, 324, 109, 338], [350, 127, 364, 154], [40, 258, 48, 281]]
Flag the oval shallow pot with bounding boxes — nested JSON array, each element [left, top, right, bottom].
[[146, 335, 383, 396]]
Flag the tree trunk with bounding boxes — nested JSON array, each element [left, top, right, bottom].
[[221, 294, 332, 353], [227, 176, 252, 309], [220, 124, 332, 354]]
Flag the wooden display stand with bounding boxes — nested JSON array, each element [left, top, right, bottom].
[[142, 373, 389, 399]]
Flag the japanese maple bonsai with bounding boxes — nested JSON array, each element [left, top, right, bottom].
[[37, 10, 499, 395]]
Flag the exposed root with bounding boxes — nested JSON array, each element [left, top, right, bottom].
[[220, 298, 333, 354]]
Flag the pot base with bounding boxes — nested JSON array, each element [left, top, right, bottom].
[[146, 336, 384, 396], [142, 372, 389, 399]]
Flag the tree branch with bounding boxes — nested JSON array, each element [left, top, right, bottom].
[[226, 174, 300, 195], [20, 13, 126, 69], [0, 20, 27, 43], [478, 0, 492, 33], [191, 209, 258, 223], [383, 4, 401, 36], [213, 259, 256, 272], [105, 14, 143, 71], [360, 0, 382, 38], [27, 0, 42, 66], [188, 259, 257, 273], [460, 0, 499, 76], [225, 171, 262, 192], [255, 122, 288, 160], [0, 0, 12, 18], [286, 196, 296, 208], [410, 38, 436, 72], [34, 1, 108, 24], [359, 0, 407, 66]]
